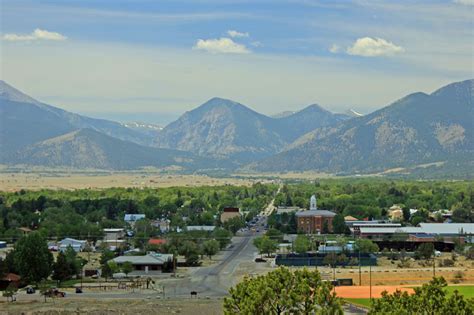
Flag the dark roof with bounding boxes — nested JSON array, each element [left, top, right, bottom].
[[295, 210, 336, 217], [223, 207, 240, 212], [2, 273, 21, 282]]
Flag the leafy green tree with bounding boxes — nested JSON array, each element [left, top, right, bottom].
[[415, 242, 435, 260], [253, 236, 278, 257], [52, 252, 72, 283], [212, 228, 232, 249], [121, 261, 134, 276], [202, 239, 220, 259], [293, 235, 311, 254], [355, 238, 379, 254], [100, 249, 116, 265], [265, 228, 284, 242], [322, 220, 330, 234], [101, 262, 113, 281], [223, 216, 245, 234], [179, 241, 201, 266], [224, 267, 343, 314], [2, 283, 17, 302], [38, 280, 51, 303], [0, 258, 7, 279], [369, 277, 474, 315], [64, 246, 81, 277], [332, 213, 347, 234], [13, 232, 53, 284]]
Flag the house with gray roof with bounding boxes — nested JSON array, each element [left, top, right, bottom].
[[112, 252, 174, 275]]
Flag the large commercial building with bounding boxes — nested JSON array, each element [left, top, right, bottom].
[[295, 195, 336, 234]]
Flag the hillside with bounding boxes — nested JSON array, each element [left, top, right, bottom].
[[12, 128, 215, 170], [0, 80, 152, 161], [154, 98, 348, 163], [249, 79, 474, 174]]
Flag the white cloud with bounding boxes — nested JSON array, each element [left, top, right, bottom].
[[227, 30, 249, 38], [193, 37, 250, 54], [3, 28, 67, 41], [329, 44, 340, 53], [347, 37, 404, 57], [453, 0, 474, 5]]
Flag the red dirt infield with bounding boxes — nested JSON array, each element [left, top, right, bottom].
[[335, 286, 415, 298]]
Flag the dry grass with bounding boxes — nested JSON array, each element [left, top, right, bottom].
[[0, 172, 262, 191]]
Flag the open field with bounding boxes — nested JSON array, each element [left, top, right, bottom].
[[0, 172, 265, 191]]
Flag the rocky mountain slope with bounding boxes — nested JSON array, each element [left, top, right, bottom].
[[154, 97, 348, 163], [248, 79, 474, 174], [11, 128, 214, 170], [0, 80, 153, 160]]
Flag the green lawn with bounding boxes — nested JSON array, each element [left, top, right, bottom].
[[345, 298, 372, 308], [445, 286, 474, 299], [346, 285, 474, 308]]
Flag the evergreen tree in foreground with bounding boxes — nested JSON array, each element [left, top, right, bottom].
[[224, 267, 342, 314], [369, 277, 474, 315]]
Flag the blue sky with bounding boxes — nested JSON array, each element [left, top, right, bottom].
[[1, 0, 473, 124]]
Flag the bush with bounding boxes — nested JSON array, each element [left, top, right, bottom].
[[439, 259, 454, 267], [452, 271, 464, 284]]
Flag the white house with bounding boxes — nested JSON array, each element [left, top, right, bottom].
[[59, 238, 87, 252], [124, 214, 146, 224]]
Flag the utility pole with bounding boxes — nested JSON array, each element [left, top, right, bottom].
[[369, 264, 372, 300], [359, 249, 362, 286]]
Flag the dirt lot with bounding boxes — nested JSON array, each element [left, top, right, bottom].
[[0, 298, 223, 315]]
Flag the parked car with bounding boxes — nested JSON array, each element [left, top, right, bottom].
[[45, 288, 66, 298], [26, 286, 35, 294]]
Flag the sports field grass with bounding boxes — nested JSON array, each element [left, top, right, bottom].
[[445, 285, 474, 299], [345, 285, 474, 308], [345, 298, 372, 307]]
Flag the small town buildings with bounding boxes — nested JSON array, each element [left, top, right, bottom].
[[388, 205, 403, 221], [112, 252, 174, 275], [276, 206, 302, 215], [358, 223, 474, 244], [152, 219, 171, 233], [124, 214, 146, 226], [18, 227, 32, 235], [344, 216, 358, 222], [350, 222, 402, 235], [103, 228, 126, 250], [0, 273, 21, 290], [220, 207, 241, 223], [59, 238, 87, 252], [148, 238, 167, 246], [186, 225, 216, 232]]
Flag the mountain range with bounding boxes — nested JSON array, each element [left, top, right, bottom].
[[0, 79, 472, 176], [249, 79, 473, 174], [154, 97, 349, 163]]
